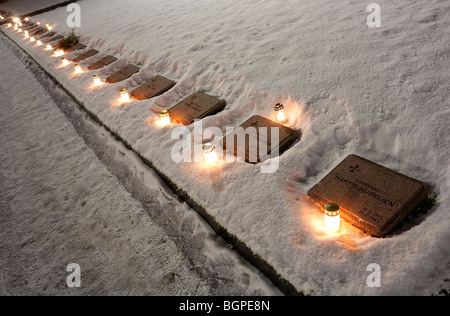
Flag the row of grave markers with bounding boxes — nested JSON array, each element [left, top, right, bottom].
[[0, 9, 11, 22], [6, 17, 300, 164], [3, 17, 430, 238]]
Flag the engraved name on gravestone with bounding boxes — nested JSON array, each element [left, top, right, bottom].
[[106, 64, 140, 84], [222, 115, 300, 164], [308, 154, 429, 237], [130, 75, 176, 100], [168, 92, 226, 126], [87, 55, 117, 70], [73, 49, 99, 62]]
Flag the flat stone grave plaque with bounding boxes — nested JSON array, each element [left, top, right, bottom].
[[221, 115, 299, 164], [37, 31, 55, 40], [23, 24, 38, 31], [87, 55, 117, 70], [308, 154, 429, 237], [72, 49, 99, 62], [65, 43, 86, 53], [30, 27, 47, 36], [43, 34, 63, 44], [168, 92, 226, 126], [106, 64, 140, 84], [130, 75, 176, 100]]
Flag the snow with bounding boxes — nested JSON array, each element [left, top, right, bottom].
[[0, 35, 280, 296], [0, 0, 70, 15], [2, 0, 450, 295]]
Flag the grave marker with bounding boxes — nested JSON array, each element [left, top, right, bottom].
[[106, 64, 140, 83], [37, 31, 55, 40], [72, 49, 99, 62], [308, 154, 429, 237], [22, 24, 37, 31], [222, 115, 299, 164], [30, 27, 46, 36], [64, 43, 86, 53], [43, 34, 63, 44], [130, 75, 176, 100], [87, 55, 117, 70], [168, 92, 226, 126]]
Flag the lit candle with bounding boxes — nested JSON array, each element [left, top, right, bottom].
[[120, 88, 130, 102], [14, 24, 18, 30], [202, 143, 218, 164], [24, 31, 29, 38], [159, 110, 171, 126], [324, 203, 341, 233], [18, 22, 22, 26], [45, 44, 53, 50], [274, 103, 287, 123], [18, 28, 22, 33], [24, 17, 29, 22], [92, 74, 101, 85], [74, 64, 82, 74], [36, 21, 41, 26], [29, 36, 35, 42], [13, 18, 20, 23], [7, 23, 12, 28], [47, 25, 53, 31], [0, 15, 4, 20], [61, 57, 69, 66], [36, 40, 42, 46], [55, 49, 64, 57]]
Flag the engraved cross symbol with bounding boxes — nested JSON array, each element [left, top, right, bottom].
[[251, 121, 259, 127], [349, 165, 360, 173]]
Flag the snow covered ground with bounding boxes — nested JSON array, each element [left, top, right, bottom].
[[0, 36, 280, 296], [0, 0, 70, 15], [1, 0, 450, 295]]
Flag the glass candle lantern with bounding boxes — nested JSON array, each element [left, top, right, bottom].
[[202, 143, 218, 164], [74, 64, 82, 74], [324, 203, 341, 233], [120, 88, 130, 102], [159, 110, 171, 126], [92, 74, 101, 85], [274, 103, 287, 123], [61, 57, 69, 66]]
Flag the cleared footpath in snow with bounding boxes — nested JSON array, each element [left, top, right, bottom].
[[0, 34, 280, 296]]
